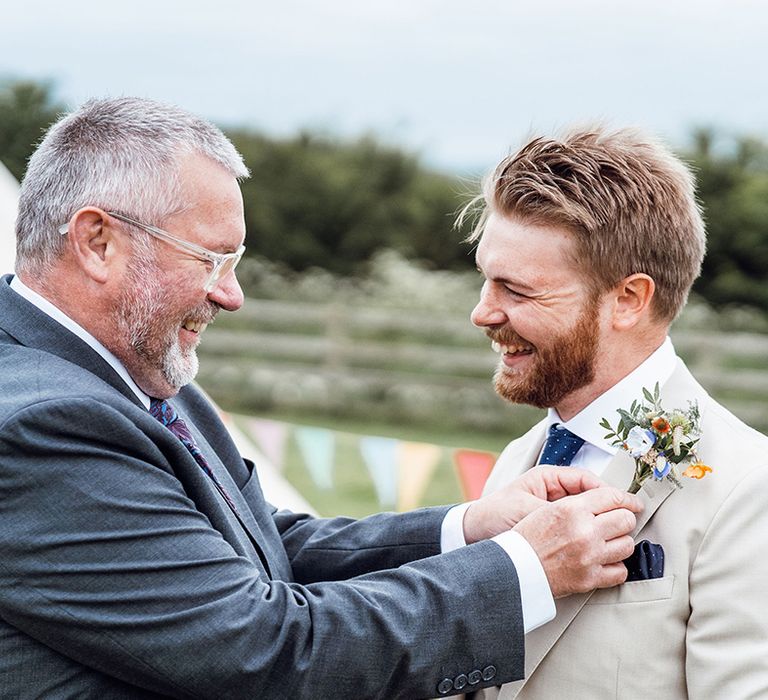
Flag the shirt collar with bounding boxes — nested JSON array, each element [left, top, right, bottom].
[[546, 337, 677, 456], [9, 275, 151, 409]]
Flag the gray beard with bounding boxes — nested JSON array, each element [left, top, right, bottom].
[[160, 334, 199, 390], [117, 273, 199, 393]]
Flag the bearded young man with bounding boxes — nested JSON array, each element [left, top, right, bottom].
[[0, 98, 644, 699], [469, 129, 768, 699]]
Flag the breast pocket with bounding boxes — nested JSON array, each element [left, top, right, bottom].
[[586, 575, 676, 605]]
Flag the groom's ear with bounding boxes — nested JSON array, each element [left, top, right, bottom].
[[610, 273, 655, 331]]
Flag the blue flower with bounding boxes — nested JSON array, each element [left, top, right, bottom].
[[653, 457, 672, 480]]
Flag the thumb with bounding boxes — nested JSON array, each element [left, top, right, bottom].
[[570, 487, 644, 516]]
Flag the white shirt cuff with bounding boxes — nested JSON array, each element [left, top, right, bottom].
[[491, 530, 556, 634], [441, 505, 555, 634], [440, 503, 471, 553]]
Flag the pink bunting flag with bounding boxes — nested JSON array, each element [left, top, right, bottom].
[[247, 418, 289, 471], [453, 449, 497, 501]]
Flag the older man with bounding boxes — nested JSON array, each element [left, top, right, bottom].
[[471, 129, 768, 699], [0, 99, 641, 699]]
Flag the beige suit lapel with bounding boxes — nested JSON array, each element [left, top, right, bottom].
[[500, 360, 705, 698], [482, 420, 548, 495]]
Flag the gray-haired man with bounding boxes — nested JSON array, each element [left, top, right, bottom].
[[0, 98, 640, 699]]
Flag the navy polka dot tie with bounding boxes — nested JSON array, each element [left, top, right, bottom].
[[538, 423, 585, 466]]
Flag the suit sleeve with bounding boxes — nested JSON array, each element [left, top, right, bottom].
[[686, 465, 768, 699], [270, 506, 452, 583], [0, 398, 525, 700]]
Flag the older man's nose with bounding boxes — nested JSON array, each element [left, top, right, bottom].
[[208, 271, 244, 312]]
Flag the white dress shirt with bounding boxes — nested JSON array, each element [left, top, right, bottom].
[[541, 337, 678, 476], [9, 275, 552, 632]]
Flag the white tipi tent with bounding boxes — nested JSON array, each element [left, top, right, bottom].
[[0, 160, 19, 274]]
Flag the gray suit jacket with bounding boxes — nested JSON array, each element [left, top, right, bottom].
[[0, 275, 524, 699]]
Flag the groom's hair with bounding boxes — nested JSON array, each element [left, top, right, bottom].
[[463, 127, 705, 322]]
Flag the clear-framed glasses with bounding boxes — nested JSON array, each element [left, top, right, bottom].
[[59, 211, 245, 292]]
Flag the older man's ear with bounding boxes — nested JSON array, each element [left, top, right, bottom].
[[65, 208, 124, 285]]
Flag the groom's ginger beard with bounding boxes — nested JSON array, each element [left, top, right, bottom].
[[487, 299, 600, 409]]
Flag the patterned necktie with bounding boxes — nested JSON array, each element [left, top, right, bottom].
[[538, 423, 586, 466], [149, 398, 239, 514]]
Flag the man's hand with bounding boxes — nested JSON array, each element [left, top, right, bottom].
[[463, 466, 606, 544], [513, 487, 643, 597]]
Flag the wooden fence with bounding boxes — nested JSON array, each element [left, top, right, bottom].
[[197, 298, 768, 433]]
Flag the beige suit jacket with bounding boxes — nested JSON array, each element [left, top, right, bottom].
[[478, 360, 768, 700]]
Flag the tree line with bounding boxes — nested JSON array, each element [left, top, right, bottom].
[[1, 79, 766, 313]]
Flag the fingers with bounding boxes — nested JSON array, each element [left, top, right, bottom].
[[511, 492, 549, 520], [601, 534, 636, 564], [572, 486, 644, 516], [593, 562, 629, 589], [512, 486, 643, 597], [540, 467, 604, 499], [515, 466, 605, 501], [462, 491, 548, 544], [594, 508, 638, 543]]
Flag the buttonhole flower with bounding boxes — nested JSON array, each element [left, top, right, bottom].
[[599, 383, 712, 495]]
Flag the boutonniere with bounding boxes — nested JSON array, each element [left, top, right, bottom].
[[599, 383, 712, 494]]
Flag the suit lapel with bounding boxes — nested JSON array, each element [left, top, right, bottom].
[[482, 420, 548, 495], [167, 399, 275, 576], [504, 360, 709, 697], [0, 275, 143, 407]]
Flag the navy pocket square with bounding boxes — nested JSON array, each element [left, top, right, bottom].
[[624, 540, 664, 582]]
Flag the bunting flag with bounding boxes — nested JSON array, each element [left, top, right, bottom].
[[397, 442, 442, 512], [295, 426, 335, 490], [246, 418, 289, 471], [359, 436, 399, 508], [453, 449, 497, 501]]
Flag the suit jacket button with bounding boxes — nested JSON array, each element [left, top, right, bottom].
[[437, 678, 454, 695], [468, 670, 482, 685], [482, 665, 497, 681], [453, 674, 468, 690]]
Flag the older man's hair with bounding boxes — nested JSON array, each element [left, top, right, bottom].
[[15, 96, 250, 275], [465, 128, 705, 322]]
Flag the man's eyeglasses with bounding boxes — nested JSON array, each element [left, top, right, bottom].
[[59, 211, 245, 292]]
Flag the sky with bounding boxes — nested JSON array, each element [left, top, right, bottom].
[[1, 0, 767, 174]]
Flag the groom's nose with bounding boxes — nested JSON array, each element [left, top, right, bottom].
[[471, 281, 507, 328]]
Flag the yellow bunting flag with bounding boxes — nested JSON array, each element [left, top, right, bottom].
[[453, 449, 497, 501], [397, 442, 442, 512]]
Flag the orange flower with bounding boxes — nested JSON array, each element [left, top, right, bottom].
[[683, 463, 712, 480], [652, 417, 671, 434]]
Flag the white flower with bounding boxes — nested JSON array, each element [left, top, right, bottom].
[[672, 425, 685, 456], [625, 426, 656, 458]]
